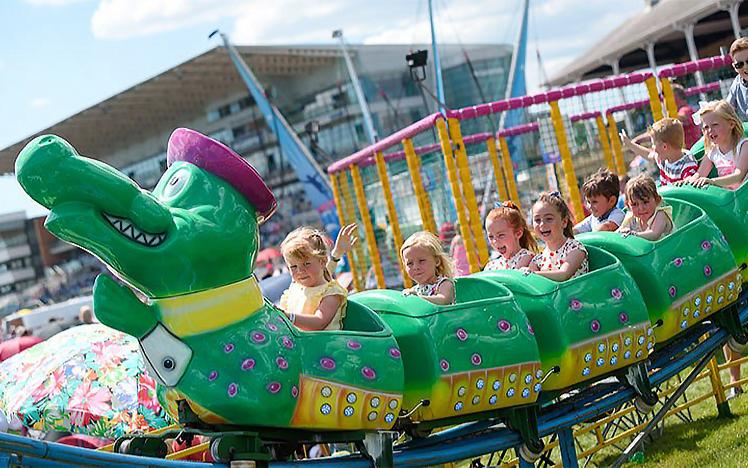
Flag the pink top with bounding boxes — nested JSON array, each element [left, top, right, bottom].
[[451, 237, 470, 276], [707, 138, 748, 190], [679, 106, 701, 149]]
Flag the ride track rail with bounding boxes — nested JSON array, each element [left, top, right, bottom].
[[0, 300, 745, 468]]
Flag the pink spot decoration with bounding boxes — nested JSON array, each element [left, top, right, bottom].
[[668, 285, 677, 298], [389, 347, 401, 359], [291, 385, 299, 398], [619, 312, 629, 324], [250, 331, 267, 344], [704, 265, 712, 277], [701, 240, 712, 251], [528, 324, 535, 335], [673, 257, 684, 268], [347, 340, 362, 350], [455, 328, 469, 341], [570, 299, 582, 311], [266, 381, 281, 394], [208, 370, 218, 381], [266, 323, 278, 332], [590, 320, 601, 333], [498, 320, 511, 332], [276, 356, 289, 370], [241, 358, 256, 371], [281, 336, 294, 349], [361, 367, 377, 380], [320, 357, 336, 370], [223, 343, 235, 353], [227, 383, 238, 397], [440, 359, 450, 372], [471, 353, 482, 366], [611, 288, 623, 300]]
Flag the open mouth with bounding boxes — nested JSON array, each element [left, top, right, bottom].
[[103, 213, 166, 247]]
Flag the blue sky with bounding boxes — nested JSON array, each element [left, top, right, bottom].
[[0, 0, 642, 216]]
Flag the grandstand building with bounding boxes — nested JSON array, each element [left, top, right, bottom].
[[0, 44, 513, 247]]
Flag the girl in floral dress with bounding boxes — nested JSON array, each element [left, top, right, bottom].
[[682, 100, 748, 190], [401, 231, 456, 305], [484, 201, 538, 271], [278, 224, 357, 331], [524, 192, 589, 281]]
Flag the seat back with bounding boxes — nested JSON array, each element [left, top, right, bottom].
[[342, 300, 385, 332]]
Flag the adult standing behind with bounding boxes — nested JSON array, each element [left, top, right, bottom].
[[671, 84, 700, 149]]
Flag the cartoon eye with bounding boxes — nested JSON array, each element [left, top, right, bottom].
[[162, 357, 176, 371], [162, 169, 190, 198]]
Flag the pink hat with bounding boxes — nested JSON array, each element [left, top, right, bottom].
[[167, 128, 277, 224]]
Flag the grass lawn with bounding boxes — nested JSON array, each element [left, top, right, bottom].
[[457, 360, 748, 467]]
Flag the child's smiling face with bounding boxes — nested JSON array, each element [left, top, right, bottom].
[[701, 111, 733, 148], [627, 195, 659, 223], [532, 201, 567, 245], [486, 217, 523, 259]]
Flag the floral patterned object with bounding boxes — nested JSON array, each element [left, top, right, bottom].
[[0, 324, 171, 439]]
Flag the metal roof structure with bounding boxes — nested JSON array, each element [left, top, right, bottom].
[[0, 45, 345, 174], [548, 0, 748, 86]]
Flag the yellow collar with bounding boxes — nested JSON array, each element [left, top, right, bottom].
[[154, 276, 264, 338]]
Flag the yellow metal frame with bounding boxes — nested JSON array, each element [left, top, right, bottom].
[[660, 77, 679, 119], [330, 172, 363, 291], [497, 136, 521, 207], [594, 114, 615, 173], [645, 75, 665, 122], [339, 170, 369, 289], [548, 100, 584, 223], [447, 118, 490, 266], [403, 138, 438, 234], [351, 164, 385, 289], [486, 137, 510, 202], [435, 118, 481, 273], [606, 113, 627, 177], [374, 151, 412, 288]]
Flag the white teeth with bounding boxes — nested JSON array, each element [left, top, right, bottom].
[[103, 213, 166, 247]]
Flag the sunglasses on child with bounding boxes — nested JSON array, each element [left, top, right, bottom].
[[733, 61, 748, 70]]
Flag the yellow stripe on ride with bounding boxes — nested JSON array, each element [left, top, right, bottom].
[[155, 276, 264, 337]]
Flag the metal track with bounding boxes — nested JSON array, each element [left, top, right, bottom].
[[0, 305, 744, 468]]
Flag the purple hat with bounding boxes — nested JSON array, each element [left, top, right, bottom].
[[167, 128, 277, 224]]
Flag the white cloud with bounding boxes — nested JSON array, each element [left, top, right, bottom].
[[91, 0, 246, 39], [30, 98, 51, 109]]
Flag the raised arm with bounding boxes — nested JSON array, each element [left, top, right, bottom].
[[327, 223, 358, 275], [620, 130, 653, 159]]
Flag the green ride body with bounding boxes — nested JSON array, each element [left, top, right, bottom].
[[353, 277, 542, 422], [581, 199, 741, 344], [475, 246, 653, 391], [15, 134, 404, 431]]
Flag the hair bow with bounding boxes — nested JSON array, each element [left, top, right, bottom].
[[691, 100, 710, 126], [549, 191, 562, 198]]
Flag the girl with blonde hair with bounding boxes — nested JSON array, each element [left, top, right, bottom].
[[400, 231, 456, 305], [278, 224, 357, 331], [683, 100, 748, 189]]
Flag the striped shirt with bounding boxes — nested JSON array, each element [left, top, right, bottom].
[[656, 151, 698, 186]]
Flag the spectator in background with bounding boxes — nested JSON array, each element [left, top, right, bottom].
[[671, 84, 701, 149], [78, 305, 94, 325]]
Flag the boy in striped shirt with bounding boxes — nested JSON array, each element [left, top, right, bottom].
[[620, 118, 698, 185]]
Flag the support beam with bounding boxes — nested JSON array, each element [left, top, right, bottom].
[[609, 59, 634, 135], [679, 23, 705, 87], [722, 0, 743, 39]]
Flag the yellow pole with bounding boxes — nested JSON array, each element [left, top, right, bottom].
[[374, 151, 412, 288], [403, 138, 437, 234], [549, 100, 584, 223], [435, 118, 481, 273], [645, 75, 664, 122], [660, 77, 678, 119], [486, 137, 510, 201], [497, 136, 521, 207], [595, 114, 616, 173], [606, 113, 627, 177], [339, 170, 368, 289], [351, 164, 385, 289], [330, 172, 362, 292], [447, 118, 490, 266]]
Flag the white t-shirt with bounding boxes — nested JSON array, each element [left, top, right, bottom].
[[575, 207, 625, 233]]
